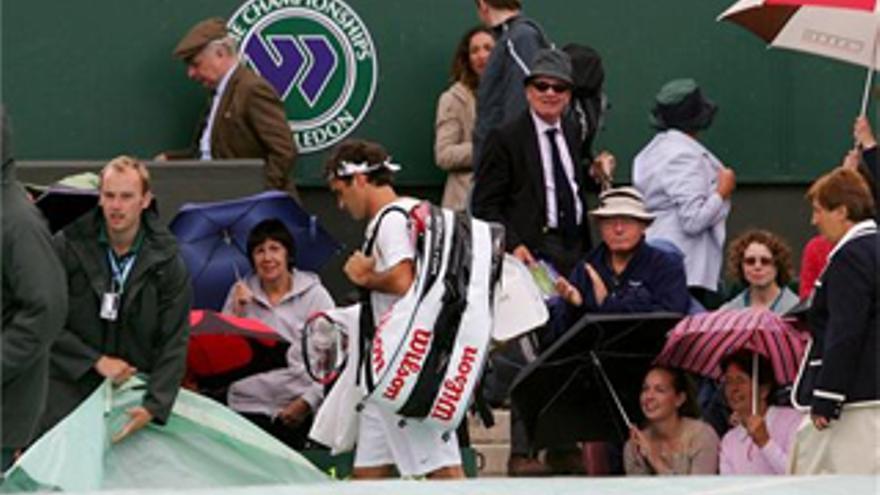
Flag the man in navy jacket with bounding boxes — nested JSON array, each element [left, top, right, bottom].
[[554, 187, 690, 336]]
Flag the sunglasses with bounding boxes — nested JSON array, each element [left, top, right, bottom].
[[743, 256, 773, 267], [530, 80, 571, 94]]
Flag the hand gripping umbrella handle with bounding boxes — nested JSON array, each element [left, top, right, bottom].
[[590, 351, 633, 430]]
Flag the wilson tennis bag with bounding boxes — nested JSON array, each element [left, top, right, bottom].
[[357, 201, 504, 432]]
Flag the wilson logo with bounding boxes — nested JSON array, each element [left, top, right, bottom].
[[431, 346, 480, 421], [382, 329, 432, 400]]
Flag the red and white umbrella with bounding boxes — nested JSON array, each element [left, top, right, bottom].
[[654, 308, 810, 413], [656, 308, 809, 383], [720, 0, 879, 113]]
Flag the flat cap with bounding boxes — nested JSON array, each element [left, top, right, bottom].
[[173, 17, 228, 60]]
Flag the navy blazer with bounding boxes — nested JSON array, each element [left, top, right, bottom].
[[472, 109, 596, 255], [793, 223, 878, 419]]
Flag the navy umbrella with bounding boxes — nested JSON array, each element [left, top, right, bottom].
[[169, 191, 342, 310], [510, 312, 682, 448]]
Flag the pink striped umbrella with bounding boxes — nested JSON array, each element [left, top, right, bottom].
[[719, 0, 879, 113], [654, 308, 810, 386]]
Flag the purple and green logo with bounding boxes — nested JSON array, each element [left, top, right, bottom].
[[229, 0, 378, 154]]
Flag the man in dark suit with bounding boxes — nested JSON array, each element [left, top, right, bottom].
[[472, 48, 603, 476], [159, 18, 298, 196], [473, 47, 599, 277]]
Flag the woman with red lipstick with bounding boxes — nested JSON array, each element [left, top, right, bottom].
[[624, 366, 719, 475]]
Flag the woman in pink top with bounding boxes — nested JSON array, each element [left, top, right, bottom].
[[719, 351, 802, 474]]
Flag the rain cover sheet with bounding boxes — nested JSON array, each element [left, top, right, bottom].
[[1, 378, 327, 492]]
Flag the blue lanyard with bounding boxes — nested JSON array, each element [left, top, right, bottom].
[[107, 249, 137, 293]]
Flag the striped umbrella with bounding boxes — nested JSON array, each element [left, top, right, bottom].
[[719, 0, 879, 113], [655, 308, 810, 386]]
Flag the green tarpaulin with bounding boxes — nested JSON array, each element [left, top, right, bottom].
[[1, 378, 328, 491]]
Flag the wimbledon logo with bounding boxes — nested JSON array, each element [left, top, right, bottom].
[[228, 0, 378, 154]]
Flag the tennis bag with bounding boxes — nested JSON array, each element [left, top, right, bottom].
[[358, 201, 504, 432]]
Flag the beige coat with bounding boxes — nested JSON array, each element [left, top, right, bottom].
[[434, 82, 476, 211]]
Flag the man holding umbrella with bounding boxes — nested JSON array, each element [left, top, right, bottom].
[[41, 156, 192, 443]]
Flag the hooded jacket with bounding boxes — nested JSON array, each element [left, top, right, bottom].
[[223, 269, 335, 415]]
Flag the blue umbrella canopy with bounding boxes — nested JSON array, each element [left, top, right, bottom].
[[169, 191, 341, 310]]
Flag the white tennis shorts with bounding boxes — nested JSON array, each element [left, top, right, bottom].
[[353, 401, 461, 477]]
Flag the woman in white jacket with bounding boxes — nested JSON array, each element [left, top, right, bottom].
[[632, 79, 736, 304]]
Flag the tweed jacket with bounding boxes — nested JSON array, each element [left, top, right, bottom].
[[166, 65, 297, 194]]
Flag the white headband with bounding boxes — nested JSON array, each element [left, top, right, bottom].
[[333, 158, 402, 177]]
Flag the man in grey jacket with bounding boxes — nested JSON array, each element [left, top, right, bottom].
[[472, 0, 549, 173], [1, 107, 68, 469]]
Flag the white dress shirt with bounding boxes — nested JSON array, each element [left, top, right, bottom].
[[199, 64, 238, 160], [530, 111, 582, 228]]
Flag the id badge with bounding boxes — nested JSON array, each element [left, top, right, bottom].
[[100, 292, 120, 321]]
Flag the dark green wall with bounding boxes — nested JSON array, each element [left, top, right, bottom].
[[1, 0, 872, 186]]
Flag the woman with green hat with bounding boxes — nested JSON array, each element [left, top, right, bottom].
[[632, 78, 736, 305]]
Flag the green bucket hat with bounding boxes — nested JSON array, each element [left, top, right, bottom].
[[649, 78, 717, 132]]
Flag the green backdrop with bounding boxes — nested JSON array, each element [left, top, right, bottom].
[[0, 0, 871, 186]]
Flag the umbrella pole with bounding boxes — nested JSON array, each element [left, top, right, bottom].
[[860, 66, 875, 118], [589, 351, 633, 430], [751, 352, 758, 417], [860, 30, 877, 117]]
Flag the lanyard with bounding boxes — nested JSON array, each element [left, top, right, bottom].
[[107, 249, 137, 293]]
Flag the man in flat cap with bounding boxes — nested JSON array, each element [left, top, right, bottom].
[[158, 17, 298, 196]]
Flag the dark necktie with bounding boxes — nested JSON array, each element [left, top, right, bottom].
[[545, 128, 578, 243]]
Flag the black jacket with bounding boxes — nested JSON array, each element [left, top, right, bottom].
[[41, 209, 192, 431], [472, 110, 597, 255], [793, 222, 878, 419]]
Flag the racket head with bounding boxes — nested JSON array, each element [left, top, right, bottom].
[[302, 311, 349, 385]]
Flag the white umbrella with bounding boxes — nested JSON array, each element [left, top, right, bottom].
[[719, 0, 879, 114]]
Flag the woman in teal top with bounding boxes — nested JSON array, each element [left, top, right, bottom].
[[721, 229, 799, 314]]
